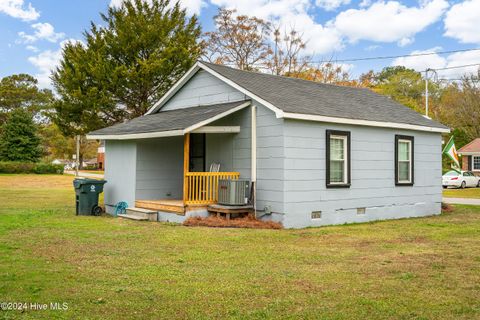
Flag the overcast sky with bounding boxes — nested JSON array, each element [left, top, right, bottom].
[[1, 0, 479, 88]]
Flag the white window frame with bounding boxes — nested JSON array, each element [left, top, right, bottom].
[[329, 135, 348, 185], [473, 156, 480, 171], [397, 138, 412, 184]]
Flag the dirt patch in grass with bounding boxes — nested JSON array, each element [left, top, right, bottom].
[[183, 216, 283, 229], [442, 202, 454, 212]]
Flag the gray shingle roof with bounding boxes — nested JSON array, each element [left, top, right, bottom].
[[201, 61, 448, 130], [88, 101, 248, 136]]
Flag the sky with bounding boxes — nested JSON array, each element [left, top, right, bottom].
[[0, 0, 479, 89]]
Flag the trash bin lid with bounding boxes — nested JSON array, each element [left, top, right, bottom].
[[84, 179, 107, 184], [73, 178, 107, 188]]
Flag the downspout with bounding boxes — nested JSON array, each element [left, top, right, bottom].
[[251, 105, 257, 215]]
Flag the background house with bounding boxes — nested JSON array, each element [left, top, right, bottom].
[[458, 138, 480, 174]]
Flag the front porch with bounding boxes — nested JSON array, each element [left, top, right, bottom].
[[95, 101, 258, 219], [134, 125, 248, 216]]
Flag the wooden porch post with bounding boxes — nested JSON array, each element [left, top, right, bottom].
[[183, 133, 190, 203]]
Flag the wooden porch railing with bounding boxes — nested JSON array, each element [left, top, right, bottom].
[[185, 172, 240, 205]]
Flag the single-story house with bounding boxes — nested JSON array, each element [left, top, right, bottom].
[[458, 138, 480, 174], [87, 61, 449, 228]]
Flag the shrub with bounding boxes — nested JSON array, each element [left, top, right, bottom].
[[0, 162, 64, 174]]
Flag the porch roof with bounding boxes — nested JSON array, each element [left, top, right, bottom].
[[87, 100, 250, 140]]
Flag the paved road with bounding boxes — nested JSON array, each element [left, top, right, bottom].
[[65, 171, 104, 179], [442, 197, 480, 205]]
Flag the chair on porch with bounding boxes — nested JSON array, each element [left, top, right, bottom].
[[209, 162, 221, 172], [197, 163, 221, 200]]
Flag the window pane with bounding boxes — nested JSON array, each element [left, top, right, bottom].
[[474, 156, 480, 170], [398, 141, 409, 161], [330, 160, 344, 183], [399, 162, 410, 181], [330, 138, 344, 160]]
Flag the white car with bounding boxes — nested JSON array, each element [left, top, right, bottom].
[[442, 170, 480, 189]]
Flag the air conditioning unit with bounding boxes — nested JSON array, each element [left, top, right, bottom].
[[218, 179, 250, 206]]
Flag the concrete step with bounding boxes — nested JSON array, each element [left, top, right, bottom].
[[125, 207, 158, 221], [117, 213, 148, 221]]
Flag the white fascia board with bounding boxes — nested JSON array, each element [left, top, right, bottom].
[[458, 152, 480, 156], [184, 101, 251, 133], [191, 126, 240, 133], [198, 62, 284, 118], [86, 130, 183, 140], [282, 112, 450, 133], [145, 62, 201, 115]]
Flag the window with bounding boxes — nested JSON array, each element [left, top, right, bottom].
[[395, 135, 414, 186], [326, 130, 350, 188], [473, 156, 480, 171]]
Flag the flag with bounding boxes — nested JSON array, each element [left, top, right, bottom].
[[442, 136, 460, 168]]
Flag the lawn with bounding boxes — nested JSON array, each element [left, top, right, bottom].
[[443, 187, 480, 199], [1, 174, 480, 319]]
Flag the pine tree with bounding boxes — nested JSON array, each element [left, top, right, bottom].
[[0, 108, 41, 162]]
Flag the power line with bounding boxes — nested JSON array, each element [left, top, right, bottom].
[[309, 48, 480, 63], [429, 63, 480, 71], [338, 63, 480, 82]]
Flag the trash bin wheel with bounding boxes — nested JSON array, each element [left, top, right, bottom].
[[92, 205, 103, 216]]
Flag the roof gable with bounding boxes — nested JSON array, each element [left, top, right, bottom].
[[161, 69, 246, 111]]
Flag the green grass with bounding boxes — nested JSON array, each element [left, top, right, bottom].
[[443, 187, 480, 199], [1, 174, 480, 319]]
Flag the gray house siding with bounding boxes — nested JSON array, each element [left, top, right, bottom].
[[207, 101, 286, 220], [206, 107, 251, 179], [282, 119, 442, 228], [104, 140, 137, 214], [135, 137, 184, 201], [254, 102, 285, 220], [161, 70, 247, 111]]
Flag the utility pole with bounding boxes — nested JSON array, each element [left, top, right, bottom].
[[424, 68, 435, 118], [75, 135, 80, 177]]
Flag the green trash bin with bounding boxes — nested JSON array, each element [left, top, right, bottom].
[[73, 179, 107, 216]]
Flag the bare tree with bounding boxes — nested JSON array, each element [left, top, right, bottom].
[[292, 61, 353, 85], [203, 9, 272, 70], [267, 27, 310, 76]]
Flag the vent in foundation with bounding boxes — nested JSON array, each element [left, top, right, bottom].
[[357, 207, 366, 215], [311, 211, 322, 219]]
